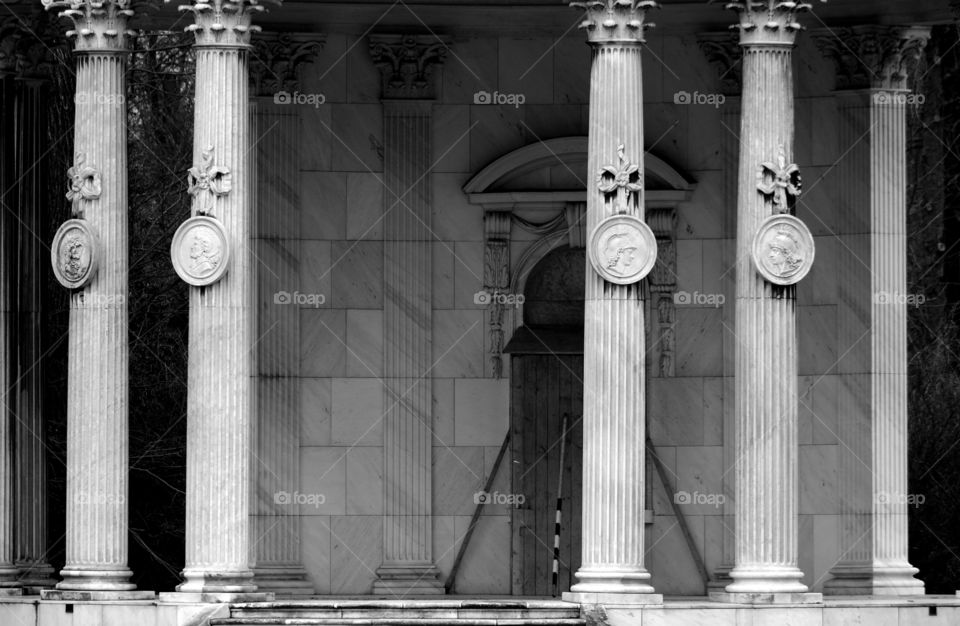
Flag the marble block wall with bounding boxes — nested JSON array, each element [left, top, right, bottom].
[[288, 31, 843, 596]]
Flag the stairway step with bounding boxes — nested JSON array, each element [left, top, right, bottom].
[[230, 610, 581, 620], [210, 616, 586, 626]]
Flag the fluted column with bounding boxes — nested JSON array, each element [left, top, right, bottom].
[[369, 34, 447, 596], [563, 0, 660, 605], [40, 0, 151, 600], [709, 1, 820, 604], [249, 33, 322, 597], [815, 26, 929, 596], [164, 0, 274, 601], [697, 31, 742, 591], [0, 24, 22, 596], [13, 17, 62, 590]]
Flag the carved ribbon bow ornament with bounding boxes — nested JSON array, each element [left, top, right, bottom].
[[757, 145, 801, 213], [187, 145, 232, 215], [598, 144, 643, 211], [65, 152, 101, 216]]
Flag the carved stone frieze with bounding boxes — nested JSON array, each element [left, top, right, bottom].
[[483, 211, 511, 379], [368, 34, 448, 100], [647, 207, 677, 377]]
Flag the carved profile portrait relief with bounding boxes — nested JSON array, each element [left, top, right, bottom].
[[588, 214, 657, 285], [171, 215, 231, 287], [751, 214, 815, 286], [51, 219, 99, 289]]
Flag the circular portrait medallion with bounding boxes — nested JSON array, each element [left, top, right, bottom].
[[170, 215, 231, 287], [51, 218, 100, 289], [588, 214, 658, 285], [751, 214, 815, 286]]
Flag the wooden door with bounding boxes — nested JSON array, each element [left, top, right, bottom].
[[510, 352, 583, 597]]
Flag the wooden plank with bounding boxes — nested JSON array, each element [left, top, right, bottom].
[[558, 356, 574, 594], [571, 354, 584, 583], [545, 355, 561, 596], [522, 355, 538, 595], [534, 355, 551, 597]]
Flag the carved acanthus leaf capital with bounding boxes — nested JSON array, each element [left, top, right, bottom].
[[570, 0, 659, 45], [369, 34, 448, 100], [250, 33, 324, 96], [173, 0, 277, 48], [814, 26, 931, 91], [0, 18, 21, 75], [697, 31, 742, 95], [716, 0, 823, 47], [41, 0, 134, 52], [14, 11, 68, 79]]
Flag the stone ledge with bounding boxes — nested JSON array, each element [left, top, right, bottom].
[[562, 592, 664, 606], [708, 591, 823, 605], [40, 589, 156, 602]]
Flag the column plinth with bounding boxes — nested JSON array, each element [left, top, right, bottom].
[[40, 0, 151, 600], [708, 2, 821, 605], [562, 0, 659, 605]]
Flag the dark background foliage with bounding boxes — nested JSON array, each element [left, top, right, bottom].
[[35, 22, 960, 594]]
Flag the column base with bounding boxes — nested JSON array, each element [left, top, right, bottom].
[[252, 565, 315, 596], [16, 561, 58, 591], [55, 566, 136, 592], [722, 565, 809, 595], [373, 565, 445, 596], [569, 566, 658, 596], [824, 563, 925, 596], [41, 589, 155, 601], [176, 568, 259, 595], [709, 591, 822, 604], [707, 564, 734, 590]]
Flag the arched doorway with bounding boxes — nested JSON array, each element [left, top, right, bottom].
[[504, 246, 584, 596]]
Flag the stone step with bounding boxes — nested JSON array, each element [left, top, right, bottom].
[[210, 616, 586, 626], [229, 610, 581, 620]]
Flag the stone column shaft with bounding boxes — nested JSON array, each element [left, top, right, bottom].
[[711, 3, 820, 604], [177, 43, 257, 595], [816, 26, 929, 595], [39, 1, 149, 596], [14, 77, 58, 591], [564, 0, 659, 604], [0, 64, 21, 593]]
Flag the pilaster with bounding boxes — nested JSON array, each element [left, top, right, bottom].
[[709, 0, 821, 604], [10, 10, 63, 592], [562, 0, 661, 605], [697, 30, 741, 591], [814, 25, 930, 596], [249, 31, 322, 597], [40, 0, 152, 600], [0, 17, 22, 597], [369, 33, 447, 596]]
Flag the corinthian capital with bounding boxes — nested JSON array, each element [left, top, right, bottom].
[[368, 34, 449, 100], [814, 26, 930, 91], [41, 0, 134, 52], [175, 0, 277, 48], [570, 0, 658, 45], [250, 33, 324, 97], [718, 0, 822, 47]]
